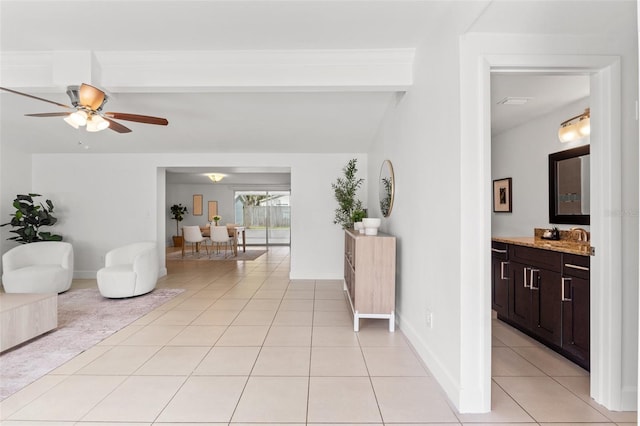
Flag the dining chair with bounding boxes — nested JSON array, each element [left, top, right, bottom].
[[210, 226, 234, 257], [182, 225, 209, 258]]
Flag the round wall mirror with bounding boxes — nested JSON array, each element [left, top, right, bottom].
[[379, 159, 395, 217]]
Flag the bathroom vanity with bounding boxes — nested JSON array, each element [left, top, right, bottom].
[[491, 232, 591, 370]]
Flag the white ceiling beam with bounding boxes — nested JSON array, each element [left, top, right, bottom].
[[1, 49, 414, 92], [1, 51, 95, 91]]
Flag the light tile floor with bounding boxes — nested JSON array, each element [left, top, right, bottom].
[[0, 246, 636, 425]]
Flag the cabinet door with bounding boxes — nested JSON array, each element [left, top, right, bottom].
[[491, 256, 509, 318], [531, 268, 562, 346], [562, 275, 590, 368], [508, 261, 531, 329]]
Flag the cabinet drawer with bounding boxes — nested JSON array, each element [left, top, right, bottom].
[[509, 245, 561, 272], [563, 253, 590, 280], [491, 241, 508, 261]]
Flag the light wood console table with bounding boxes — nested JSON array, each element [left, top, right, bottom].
[[343, 229, 396, 332]]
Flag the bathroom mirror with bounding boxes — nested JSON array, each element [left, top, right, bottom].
[[549, 145, 590, 225], [379, 159, 395, 217]]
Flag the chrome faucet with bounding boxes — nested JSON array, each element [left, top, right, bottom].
[[569, 227, 589, 242]]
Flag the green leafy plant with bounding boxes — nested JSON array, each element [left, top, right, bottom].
[[213, 215, 221, 225], [1, 193, 63, 243], [170, 204, 188, 236], [380, 176, 392, 217], [352, 209, 367, 223], [332, 158, 364, 229]]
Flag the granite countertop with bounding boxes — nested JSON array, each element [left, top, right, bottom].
[[492, 228, 592, 256]]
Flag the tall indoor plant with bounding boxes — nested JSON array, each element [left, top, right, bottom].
[[1, 193, 63, 243], [170, 203, 188, 247], [331, 158, 364, 229]]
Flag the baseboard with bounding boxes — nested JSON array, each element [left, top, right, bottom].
[[396, 310, 462, 412], [74, 271, 97, 280], [621, 385, 638, 411]]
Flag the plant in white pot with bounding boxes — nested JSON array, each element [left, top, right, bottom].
[[352, 209, 367, 233], [331, 158, 364, 229]]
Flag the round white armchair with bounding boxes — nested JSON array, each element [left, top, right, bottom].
[[97, 242, 159, 298], [1, 241, 74, 294]]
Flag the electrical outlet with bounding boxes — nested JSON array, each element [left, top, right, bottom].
[[426, 310, 433, 329]]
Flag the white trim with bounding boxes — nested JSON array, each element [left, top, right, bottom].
[[589, 60, 624, 410], [460, 34, 623, 412]]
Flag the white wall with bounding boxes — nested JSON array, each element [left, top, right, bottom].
[[367, 27, 465, 410], [30, 152, 366, 280], [0, 143, 34, 275], [492, 98, 590, 236]]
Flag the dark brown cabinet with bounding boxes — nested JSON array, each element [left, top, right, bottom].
[[507, 254, 562, 347], [491, 242, 509, 318], [492, 241, 590, 370], [561, 253, 590, 369]]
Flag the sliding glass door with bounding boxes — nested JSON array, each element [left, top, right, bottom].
[[234, 190, 290, 246]]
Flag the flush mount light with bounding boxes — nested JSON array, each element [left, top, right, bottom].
[[206, 173, 226, 183], [558, 108, 590, 143]]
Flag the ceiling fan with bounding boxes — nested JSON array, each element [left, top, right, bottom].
[[0, 83, 168, 133]]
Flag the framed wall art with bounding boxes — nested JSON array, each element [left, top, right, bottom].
[[208, 201, 218, 221], [193, 194, 203, 216], [493, 177, 512, 213]]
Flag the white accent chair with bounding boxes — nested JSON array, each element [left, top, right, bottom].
[[210, 226, 234, 257], [182, 225, 209, 258], [2, 241, 74, 294], [97, 242, 158, 298]]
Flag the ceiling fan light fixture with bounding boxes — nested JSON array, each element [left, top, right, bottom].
[[70, 110, 88, 126], [86, 115, 109, 132], [63, 115, 80, 129]]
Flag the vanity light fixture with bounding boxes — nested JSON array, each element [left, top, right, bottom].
[[558, 108, 590, 143], [206, 173, 226, 183]]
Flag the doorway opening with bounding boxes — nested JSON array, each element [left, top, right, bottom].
[[234, 190, 291, 247], [459, 41, 622, 412]]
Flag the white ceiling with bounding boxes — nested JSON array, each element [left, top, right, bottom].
[[491, 74, 590, 136], [0, 1, 635, 181]]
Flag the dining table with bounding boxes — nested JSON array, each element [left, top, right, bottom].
[[200, 225, 246, 256]]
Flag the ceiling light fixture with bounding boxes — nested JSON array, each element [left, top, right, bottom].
[[558, 108, 590, 143], [63, 110, 110, 132], [207, 173, 226, 183]]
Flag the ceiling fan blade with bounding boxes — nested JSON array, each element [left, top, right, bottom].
[[0, 86, 73, 109], [102, 117, 132, 133], [25, 112, 72, 117], [79, 83, 106, 110], [104, 112, 168, 126]]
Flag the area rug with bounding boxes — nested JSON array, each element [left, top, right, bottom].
[[0, 287, 183, 401], [167, 249, 266, 261]]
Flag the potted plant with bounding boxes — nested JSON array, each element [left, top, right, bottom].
[[1, 193, 63, 243], [212, 215, 221, 226], [331, 158, 364, 229], [352, 209, 367, 233], [170, 204, 188, 247]]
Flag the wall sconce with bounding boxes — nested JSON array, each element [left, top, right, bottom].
[[206, 173, 226, 183], [558, 108, 590, 143]]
